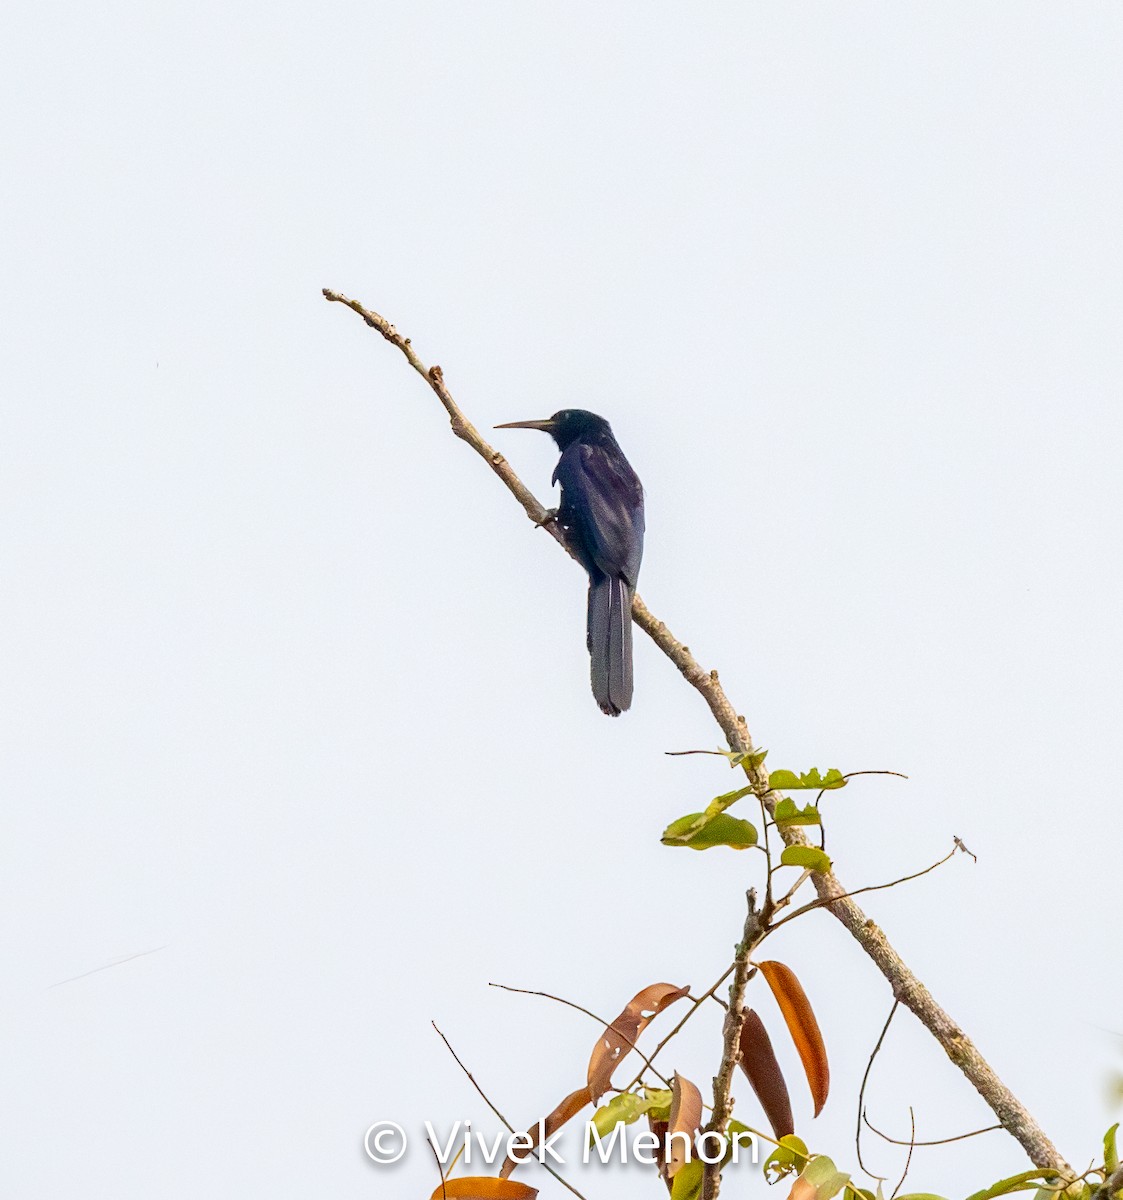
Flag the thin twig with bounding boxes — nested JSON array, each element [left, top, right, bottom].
[[431, 1023, 517, 1132], [758, 792, 776, 914], [954, 836, 978, 862], [892, 1107, 916, 1200], [326, 288, 1073, 1177], [424, 1133, 449, 1200], [815, 772, 909, 853], [431, 1023, 588, 1200], [488, 982, 672, 1088], [775, 867, 814, 913], [769, 844, 965, 933], [856, 1000, 899, 1181], [863, 1111, 1004, 1148]]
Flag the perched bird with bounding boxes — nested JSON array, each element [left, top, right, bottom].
[[496, 409, 644, 715]]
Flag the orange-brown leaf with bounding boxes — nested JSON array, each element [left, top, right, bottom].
[[667, 1072, 703, 1178], [738, 1008, 795, 1138], [758, 961, 830, 1117], [498, 1085, 591, 1179], [586, 982, 690, 1102], [429, 1177, 538, 1199]]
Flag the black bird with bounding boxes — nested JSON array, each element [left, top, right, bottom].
[[496, 409, 644, 716]]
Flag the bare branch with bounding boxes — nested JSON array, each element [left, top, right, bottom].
[[328, 289, 1073, 1176], [702, 890, 765, 1200]]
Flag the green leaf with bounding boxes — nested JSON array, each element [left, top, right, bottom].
[[965, 1170, 1061, 1200], [642, 1088, 673, 1123], [718, 1120, 757, 1168], [768, 768, 847, 791], [780, 846, 833, 873], [587, 1090, 669, 1141], [702, 786, 755, 818], [662, 811, 708, 840], [764, 1134, 810, 1182], [731, 748, 769, 770], [798, 1154, 850, 1200], [662, 813, 759, 851], [671, 1157, 704, 1200], [774, 798, 822, 827], [1030, 1189, 1083, 1200], [587, 1092, 649, 1140], [1106, 1123, 1120, 1173]]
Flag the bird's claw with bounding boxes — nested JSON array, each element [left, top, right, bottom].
[[535, 507, 560, 528]]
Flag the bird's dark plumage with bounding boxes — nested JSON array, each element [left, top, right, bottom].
[[496, 409, 644, 715]]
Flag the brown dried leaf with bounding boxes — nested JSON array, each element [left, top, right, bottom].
[[667, 1072, 703, 1178], [738, 1008, 795, 1138], [586, 982, 690, 1102], [758, 961, 830, 1117], [498, 1085, 591, 1179], [429, 1177, 538, 1199]]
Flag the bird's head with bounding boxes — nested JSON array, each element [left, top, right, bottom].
[[495, 408, 613, 451]]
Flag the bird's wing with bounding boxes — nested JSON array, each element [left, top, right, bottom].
[[554, 443, 644, 585]]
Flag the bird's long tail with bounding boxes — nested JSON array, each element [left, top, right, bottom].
[[587, 575, 634, 716]]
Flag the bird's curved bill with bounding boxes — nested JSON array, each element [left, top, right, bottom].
[[494, 418, 556, 431]]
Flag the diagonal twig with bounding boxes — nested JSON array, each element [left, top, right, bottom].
[[769, 843, 964, 933], [431, 1023, 588, 1200]]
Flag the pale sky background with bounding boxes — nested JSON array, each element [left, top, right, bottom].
[[2, 3, 1121, 1198]]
